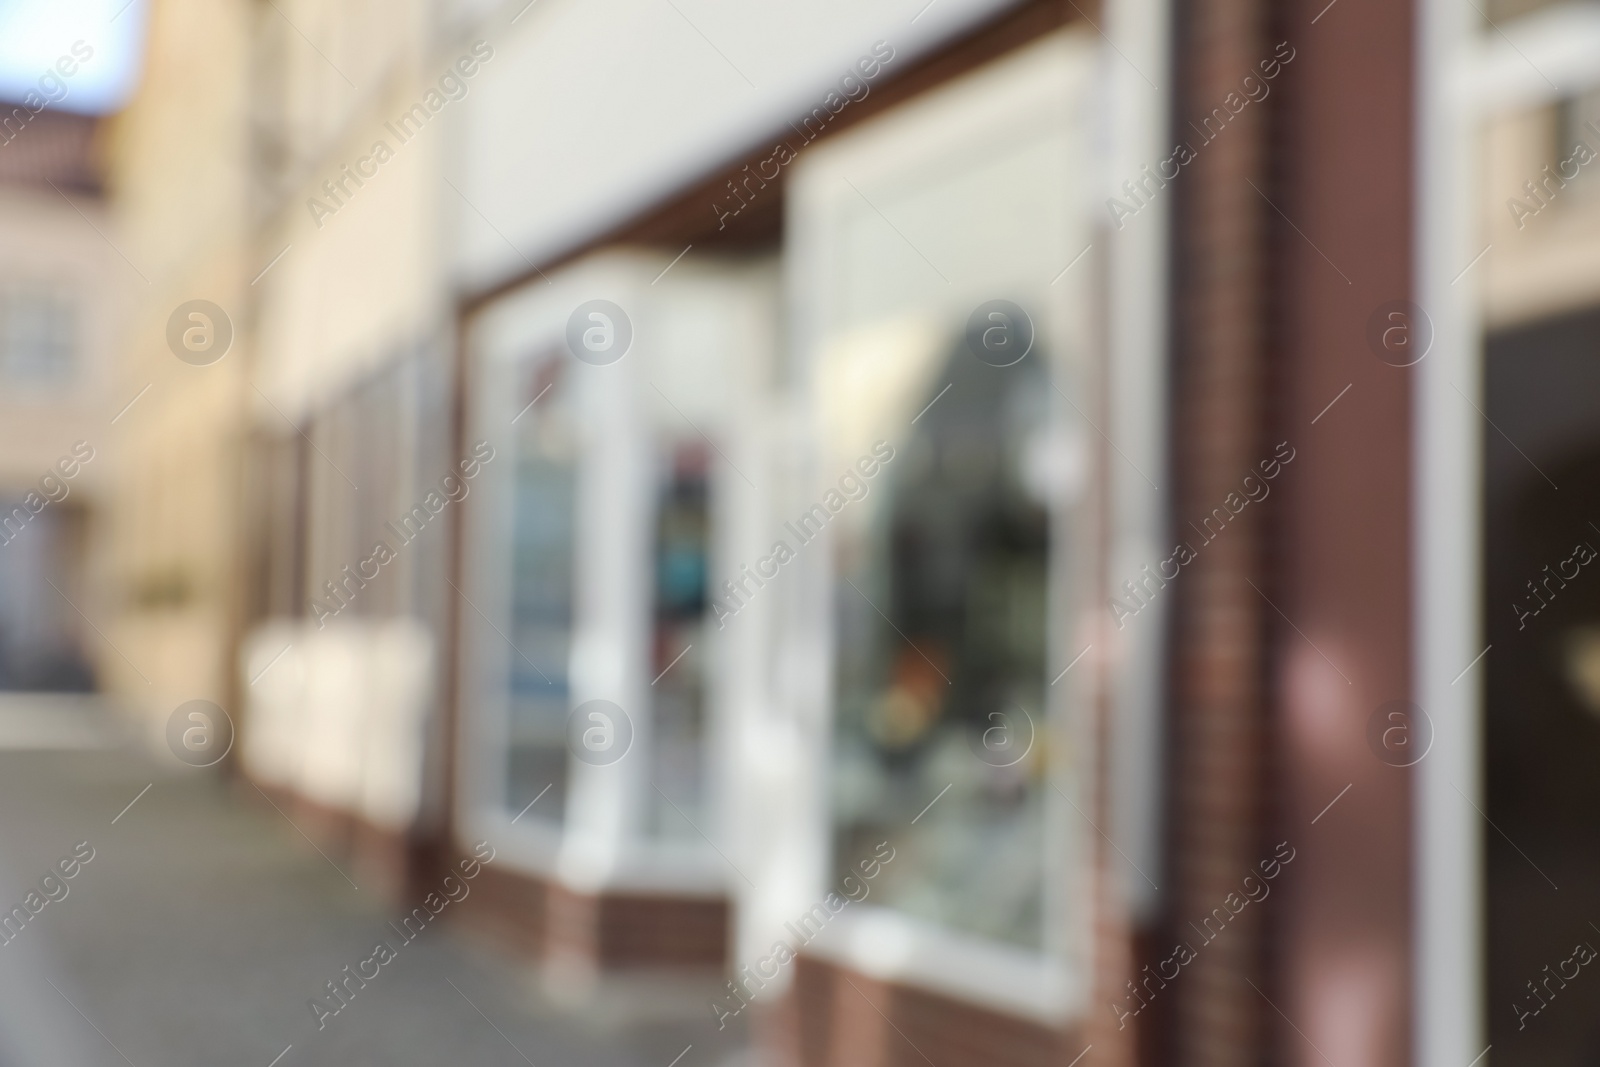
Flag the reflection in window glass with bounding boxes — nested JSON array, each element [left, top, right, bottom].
[[833, 342, 1053, 948], [506, 359, 574, 823], [650, 443, 710, 836]]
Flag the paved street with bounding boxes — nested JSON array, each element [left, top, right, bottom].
[[0, 700, 739, 1067]]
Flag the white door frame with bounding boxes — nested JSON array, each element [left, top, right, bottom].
[[1414, 2, 1600, 1062]]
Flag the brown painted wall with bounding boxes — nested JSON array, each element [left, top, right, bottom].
[[1268, 0, 1415, 1062]]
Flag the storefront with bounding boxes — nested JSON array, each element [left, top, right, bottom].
[[443, 4, 1170, 1062], [454, 250, 778, 982], [229, 0, 1527, 1060]]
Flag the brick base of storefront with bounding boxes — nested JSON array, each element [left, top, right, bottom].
[[455, 862, 728, 971], [243, 777, 730, 977], [758, 955, 1079, 1067]]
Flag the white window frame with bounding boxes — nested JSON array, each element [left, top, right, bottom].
[[1410, 2, 1600, 1062], [763, 27, 1126, 1026], [456, 250, 777, 898]]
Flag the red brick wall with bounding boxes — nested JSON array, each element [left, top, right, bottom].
[[462, 861, 548, 957], [547, 882, 728, 968], [762, 955, 1075, 1067], [1162, 0, 1417, 1063], [452, 864, 727, 968], [1164, 0, 1278, 1062]]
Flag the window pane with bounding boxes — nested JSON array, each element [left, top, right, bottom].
[[832, 342, 1053, 949], [649, 441, 711, 836], [0, 284, 76, 386], [505, 360, 575, 822]]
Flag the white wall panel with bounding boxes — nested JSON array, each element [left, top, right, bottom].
[[451, 0, 1020, 292]]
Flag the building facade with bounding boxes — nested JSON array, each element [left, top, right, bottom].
[[86, 0, 1600, 1063], [0, 111, 118, 698]]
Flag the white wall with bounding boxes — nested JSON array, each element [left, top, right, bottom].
[[450, 0, 1021, 293]]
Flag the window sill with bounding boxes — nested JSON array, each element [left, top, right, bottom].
[[802, 903, 1072, 1027]]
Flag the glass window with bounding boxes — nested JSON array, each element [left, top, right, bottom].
[[504, 355, 575, 823], [303, 359, 412, 617], [831, 342, 1055, 949], [786, 35, 1094, 963], [0, 283, 76, 387], [649, 441, 711, 836]]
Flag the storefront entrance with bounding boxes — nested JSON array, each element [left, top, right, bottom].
[[1485, 305, 1600, 1060]]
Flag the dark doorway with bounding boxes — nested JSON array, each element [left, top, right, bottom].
[[1485, 304, 1600, 1061], [0, 500, 94, 692]]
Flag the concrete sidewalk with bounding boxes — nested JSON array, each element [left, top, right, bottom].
[[0, 727, 742, 1067]]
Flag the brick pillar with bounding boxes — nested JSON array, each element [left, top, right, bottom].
[[1165, 0, 1417, 1064], [1166, 0, 1277, 1062]]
